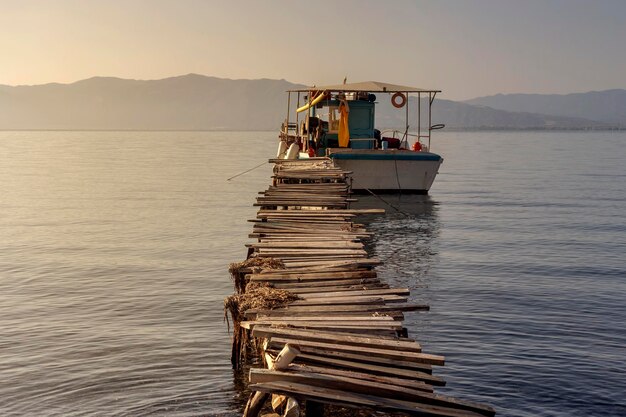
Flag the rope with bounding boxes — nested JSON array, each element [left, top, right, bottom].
[[226, 160, 267, 181], [393, 158, 402, 194], [351, 178, 411, 217]]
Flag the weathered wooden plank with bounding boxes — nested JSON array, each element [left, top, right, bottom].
[[251, 221, 362, 228], [251, 310, 404, 321], [272, 279, 382, 289], [255, 199, 349, 204], [254, 203, 349, 208], [252, 326, 422, 352], [245, 304, 387, 316], [247, 303, 428, 317], [258, 224, 365, 231], [250, 277, 378, 284], [272, 353, 441, 384], [257, 209, 385, 215], [264, 269, 375, 276], [248, 271, 376, 280], [293, 294, 408, 304], [288, 363, 433, 392], [266, 346, 434, 372], [241, 320, 403, 331], [259, 192, 349, 197], [288, 296, 387, 306], [256, 248, 367, 254], [248, 382, 488, 417], [259, 314, 396, 321], [257, 236, 361, 242], [250, 369, 494, 416], [250, 233, 370, 239], [268, 337, 442, 365], [246, 240, 363, 249], [251, 223, 354, 231], [279, 259, 382, 269], [255, 252, 368, 259], [283, 284, 389, 294], [298, 288, 410, 298]]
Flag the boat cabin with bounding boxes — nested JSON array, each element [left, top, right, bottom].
[[280, 81, 443, 158]]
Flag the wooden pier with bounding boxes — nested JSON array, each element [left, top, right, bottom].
[[225, 158, 495, 417]]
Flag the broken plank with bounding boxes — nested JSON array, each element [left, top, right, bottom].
[[288, 363, 433, 393], [247, 381, 489, 416], [250, 369, 494, 416], [252, 326, 422, 352], [268, 337, 443, 365]]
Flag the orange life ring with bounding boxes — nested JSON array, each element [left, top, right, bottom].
[[391, 92, 407, 108]]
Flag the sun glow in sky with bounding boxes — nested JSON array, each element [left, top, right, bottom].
[[1, 0, 624, 100]]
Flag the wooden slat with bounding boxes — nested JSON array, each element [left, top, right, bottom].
[[248, 381, 489, 417], [298, 288, 410, 298], [250, 369, 494, 416], [285, 284, 389, 294], [247, 270, 377, 280], [285, 353, 441, 383], [266, 346, 434, 372], [257, 209, 385, 215], [252, 326, 422, 352], [272, 278, 382, 289], [245, 303, 427, 318], [268, 337, 443, 365], [251, 310, 404, 321], [293, 294, 408, 304], [288, 363, 433, 392], [241, 320, 403, 331]]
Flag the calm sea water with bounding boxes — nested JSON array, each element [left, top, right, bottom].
[[0, 130, 624, 416]]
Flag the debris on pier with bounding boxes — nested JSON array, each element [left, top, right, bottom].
[[226, 157, 495, 417]]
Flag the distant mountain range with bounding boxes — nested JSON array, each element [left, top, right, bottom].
[[0, 75, 303, 131], [466, 90, 626, 126], [0, 74, 623, 130]]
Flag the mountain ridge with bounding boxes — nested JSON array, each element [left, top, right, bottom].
[[466, 89, 626, 125], [0, 74, 622, 130]]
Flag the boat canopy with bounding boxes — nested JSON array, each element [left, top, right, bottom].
[[287, 81, 440, 94]]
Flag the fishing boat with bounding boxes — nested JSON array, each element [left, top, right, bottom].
[[277, 81, 444, 193]]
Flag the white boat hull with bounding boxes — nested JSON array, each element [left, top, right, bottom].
[[329, 150, 443, 193]]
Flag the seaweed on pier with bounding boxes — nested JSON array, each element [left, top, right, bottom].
[[229, 257, 285, 293], [224, 282, 298, 370]]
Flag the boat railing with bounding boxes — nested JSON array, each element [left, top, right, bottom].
[[380, 126, 443, 149], [380, 129, 417, 148], [280, 120, 302, 145]]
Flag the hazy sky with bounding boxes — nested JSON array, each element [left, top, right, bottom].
[[1, 0, 624, 100]]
